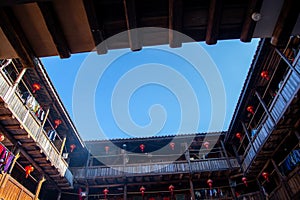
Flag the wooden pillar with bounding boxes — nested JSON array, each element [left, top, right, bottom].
[[220, 140, 232, 169], [57, 192, 61, 200], [271, 159, 292, 199], [123, 184, 127, 200], [294, 131, 300, 141], [4, 67, 27, 100], [59, 136, 67, 155], [228, 178, 237, 200], [189, 176, 195, 200], [274, 47, 300, 77], [34, 176, 46, 200], [8, 149, 20, 174], [255, 91, 276, 124], [85, 185, 89, 200], [241, 121, 256, 153]]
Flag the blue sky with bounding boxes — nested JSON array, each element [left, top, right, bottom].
[[42, 39, 259, 140]]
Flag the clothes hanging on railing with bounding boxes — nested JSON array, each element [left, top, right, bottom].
[[0, 143, 15, 173], [47, 129, 56, 141], [21, 91, 45, 122], [280, 149, 300, 175]]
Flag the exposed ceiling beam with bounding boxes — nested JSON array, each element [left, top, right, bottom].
[[271, 0, 300, 46], [123, 0, 141, 51], [38, 2, 70, 58], [206, 0, 223, 45], [169, 0, 183, 47], [0, 0, 49, 6], [83, 0, 108, 54], [240, 0, 263, 43], [0, 8, 36, 68]]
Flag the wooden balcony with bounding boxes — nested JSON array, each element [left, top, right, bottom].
[[0, 173, 36, 200], [72, 157, 239, 179], [241, 51, 300, 173], [0, 70, 73, 188]]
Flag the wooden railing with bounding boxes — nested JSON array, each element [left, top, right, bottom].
[[242, 51, 300, 172], [0, 173, 36, 200], [0, 70, 72, 184], [72, 157, 239, 179]]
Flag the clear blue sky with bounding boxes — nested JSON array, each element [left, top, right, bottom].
[[41, 39, 259, 140]]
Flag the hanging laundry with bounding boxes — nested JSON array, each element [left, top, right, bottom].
[[47, 130, 56, 141]]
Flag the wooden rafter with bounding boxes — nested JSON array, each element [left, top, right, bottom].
[[83, 0, 108, 54], [169, 0, 183, 47], [38, 2, 70, 58], [206, 0, 223, 45], [240, 0, 263, 43], [123, 0, 141, 51], [0, 8, 36, 68], [271, 0, 300, 46]]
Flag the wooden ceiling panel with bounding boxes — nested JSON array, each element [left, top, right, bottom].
[[0, 28, 17, 58]]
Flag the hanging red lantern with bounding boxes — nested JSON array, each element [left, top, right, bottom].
[[140, 186, 145, 197], [260, 71, 270, 80], [169, 142, 175, 150], [235, 132, 242, 141], [70, 144, 76, 152], [24, 165, 34, 178], [140, 144, 145, 152], [247, 106, 255, 115], [0, 134, 5, 142], [169, 185, 174, 195], [54, 119, 62, 129], [105, 146, 110, 154], [103, 188, 109, 199], [207, 179, 213, 189], [203, 141, 210, 149], [262, 172, 269, 182], [242, 177, 248, 187], [32, 83, 41, 93]]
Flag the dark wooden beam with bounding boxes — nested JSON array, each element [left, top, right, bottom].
[[0, 0, 49, 6], [206, 0, 223, 45], [240, 0, 263, 43], [38, 2, 70, 58], [271, 0, 300, 46], [169, 0, 183, 47], [123, 0, 141, 51], [0, 8, 36, 68], [83, 0, 107, 54]]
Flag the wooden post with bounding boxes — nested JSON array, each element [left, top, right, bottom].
[[228, 178, 237, 200], [274, 47, 300, 77], [59, 136, 66, 155], [8, 150, 20, 174], [57, 192, 61, 200], [271, 159, 292, 199], [4, 67, 27, 100], [34, 176, 46, 200], [220, 140, 232, 169], [255, 91, 276, 124], [189, 176, 195, 200], [241, 121, 256, 153], [295, 131, 300, 141], [123, 184, 127, 200]]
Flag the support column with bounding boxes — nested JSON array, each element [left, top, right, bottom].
[[295, 131, 300, 141], [4, 67, 27, 100], [189, 176, 195, 200], [271, 159, 292, 199], [228, 179, 237, 200], [241, 121, 256, 153], [255, 91, 276, 124], [60, 136, 67, 155], [34, 176, 46, 200], [220, 140, 232, 169], [274, 47, 300, 77], [123, 184, 127, 200], [8, 149, 20, 174], [57, 192, 61, 200]]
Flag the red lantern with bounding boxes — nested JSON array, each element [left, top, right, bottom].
[[247, 106, 255, 115], [242, 177, 248, 187], [261, 71, 270, 80], [32, 83, 41, 93], [103, 188, 109, 199], [169, 142, 175, 150], [140, 186, 145, 197], [70, 144, 76, 152], [207, 179, 213, 189], [140, 144, 145, 152], [0, 134, 4, 142], [203, 141, 210, 149], [235, 132, 242, 141], [54, 119, 62, 129], [169, 185, 174, 195], [24, 165, 34, 178], [105, 146, 109, 154], [262, 172, 269, 182]]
